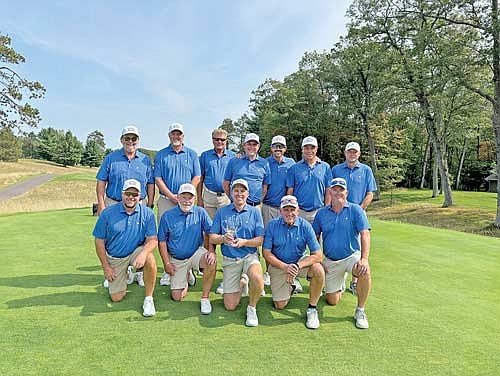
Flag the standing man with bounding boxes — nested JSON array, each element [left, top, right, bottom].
[[286, 136, 332, 225], [312, 178, 372, 329], [262, 195, 325, 329], [331, 141, 377, 295], [96, 125, 155, 287], [209, 179, 265, 327], [157, 183, 217, 314], [197, 128, 235, 219], [223, 133, 271, 209], [154, 122, 201, 286], [261, 135, 295, 286], [93, 179, 158, 317]]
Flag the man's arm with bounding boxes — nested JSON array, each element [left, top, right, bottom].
[[360, 192, 374, 210], [146, 183, 155, 208], [95, 238, 114, 281], [261, 184, 268, 203], [223, 180, 231, 198], [197, 176, 205, 206], [191, 175, 201, 189], [155, 177, 177, 203], [286, 187, 294, 195], [132, 235, 158, 270], [355, 230, 370, 276], [96, 180, 107, 215], [158, 240, 176, 275]]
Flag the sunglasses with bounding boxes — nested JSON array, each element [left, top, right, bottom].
[[281, 198, 298, 206], [123, 191, 139, 197], [123, 136, 138, 142], [213, 137, 227, 142], [271, 144, 285, 149]]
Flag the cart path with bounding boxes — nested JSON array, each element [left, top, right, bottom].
[[0, 174, 58, 201]]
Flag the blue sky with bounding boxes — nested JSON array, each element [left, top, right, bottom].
[[3, 1, 350, 153]]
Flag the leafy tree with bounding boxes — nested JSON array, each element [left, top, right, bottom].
[[0, 127, 21, 161], [54, 130, 82, 167], [0, 34, 45, 130], [81, 130, 105, 167], [36, 127, 60, 161], [19, 131, 38, 158]]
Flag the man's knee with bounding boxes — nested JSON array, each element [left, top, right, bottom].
[[309, 263, 325, 279], [273, 300, 289, 310], [171, 290, 184, 302], [110, 291, 126, 302], [145, 254, 156, 268], [325, 292, 341, 306]]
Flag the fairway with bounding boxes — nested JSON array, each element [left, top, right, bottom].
[[0, 208, 499, 375]]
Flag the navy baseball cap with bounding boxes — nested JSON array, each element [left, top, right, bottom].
[[330, 177, 347, 190]]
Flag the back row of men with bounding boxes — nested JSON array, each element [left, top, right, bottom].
[[93, 123, 376, 329]]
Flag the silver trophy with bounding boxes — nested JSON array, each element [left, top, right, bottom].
[[223, 215, 241, 246]]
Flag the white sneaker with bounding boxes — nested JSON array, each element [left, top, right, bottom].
[[245, 305, 259, 327], [103, 279, 109, 288], [241, 273, 249, 297], [142, 297, 156, 317], [294, 278, 303, 293], [200, 298, 212, 315], [261, 289, 266, 296], [306, 308, 320, 329], [160, 272, 171, 286], [127, 266, 135, 285], [263, 272, 271, 286], [216, 282, 224, 294], [354, 308, 369, 329], [136, 271, 145, 287], [188, 269, 196, 286]]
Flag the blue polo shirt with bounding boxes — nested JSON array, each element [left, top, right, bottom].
[[157, 206, 212, 260], [286, 159, 332, 211], [199, 148, 235, 192], [263, 216, 320, 264], [224, 155, 271, 204], [153, 145, 201, 195], [211, 203, 265, 259], [263, 156, 295, 207], [96, 148, 154, 201], [312, 202, 370, 261], [331, 161, 377, 205], [93, 203, 157, 258]]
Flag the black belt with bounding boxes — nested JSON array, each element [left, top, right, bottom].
[[247, 201, 261, 206], [216, 192, 224, 196]]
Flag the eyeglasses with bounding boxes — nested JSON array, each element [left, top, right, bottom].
[[123, 191, 139, 197], [123, 136, 138, 142], [271, 144, 285, 149], [212, 138, 227, 142]]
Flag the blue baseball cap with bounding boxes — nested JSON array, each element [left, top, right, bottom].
[[330, 177, 347, 190]]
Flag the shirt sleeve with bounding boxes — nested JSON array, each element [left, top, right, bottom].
[[192, 149, 201, 177], [92, 211, 107, 239], [96, 154, 110, 181], [210, 209, 222, 234], [223, 158, 234, 181], [304, 222, 321, 253], [262, 222, 274, 250], [201, 208, 213, 233], [312, 211, 321, 235], [157, 214, 167, 242], [145, 208, 158, 237], [254, 208, 265, 237]]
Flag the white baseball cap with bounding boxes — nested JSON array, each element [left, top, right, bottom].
[[122, 179, 141, 193], [345, 142, 360, 152], [168, 122, 184, 134], [330, 177, 348, 190], [231, 178, 249, 191], [301, 136, 318, 147], [178, 183, 196, 196], [244, 133, 260, 144], [271, 135, 286, 146], [121, 125, 139, 137], [280, 195, 299, 208]]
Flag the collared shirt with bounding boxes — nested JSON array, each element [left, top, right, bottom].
[[286, 159, 332, 211], [263, 155, 295, 207], [210, 203, 265, 259], [93, 203, 157, 258], [312, 202, 370, 261], [199, 148, 235, 192], [96, 148, 154, 201], [224, 155, 271, 204], [263, 216, 320, 264], [331, 161, 377, 205], [157, 206, 212, 260], [153, 144, 201, 195]]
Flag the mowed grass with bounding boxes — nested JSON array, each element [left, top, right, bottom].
[[370, 188, 500, 237], [0, 208, 498, 375]]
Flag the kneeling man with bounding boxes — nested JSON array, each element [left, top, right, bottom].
[[263, 195, 325, 329], [93, 179, 158, 317], [158, 183, 216, 314]]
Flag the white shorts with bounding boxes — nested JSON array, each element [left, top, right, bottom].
[[322, 251, 361, 294]]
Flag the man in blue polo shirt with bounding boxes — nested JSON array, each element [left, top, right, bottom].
[[93, 179, 158, 317], [312, 177, 372, 329], [154, 122, 201, 286], [96, 125, 155, 288], [286, 136, 332, 224], [331, 141, 377, 295], [263, 195, 324, 329], [223, 133, 271, 209], [158, 183, 216, 315], [209, 179, 265, 327], [197, 128, 235, 219]]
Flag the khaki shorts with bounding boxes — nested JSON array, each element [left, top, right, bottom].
[[202, 186, 230, 219], [157, 195, 178, 222], [268, 263, 311, 301], [323, 251, 361, 294], [261, 204, 280, 227], [221, 253, 261, 294], [298, 208, 318, 225], [170, 247, 207, 290], [106, 246, 144, 295]]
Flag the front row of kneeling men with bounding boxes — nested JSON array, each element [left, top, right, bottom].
[[93, 176, 371, 330]]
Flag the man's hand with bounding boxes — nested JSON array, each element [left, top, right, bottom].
[[165, 262, 176, 276], [103, 264, 116, 281], [133, 252, 147, 270], [286, 263, 300, 284], [205, 251, 216, 265], [354, 258, 369, 276]]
